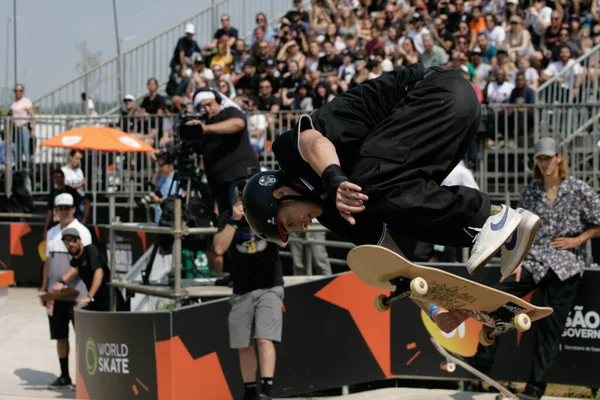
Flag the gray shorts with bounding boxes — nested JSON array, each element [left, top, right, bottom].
[[228, 286, 284, 349]]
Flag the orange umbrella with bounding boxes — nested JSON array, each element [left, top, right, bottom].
[[39, 126, 155, 153]]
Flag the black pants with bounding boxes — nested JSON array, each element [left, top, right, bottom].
[[347, 66, 490, 246], [470, 268, 581, 397]]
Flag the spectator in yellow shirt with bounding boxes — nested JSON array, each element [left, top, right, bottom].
[[210, 40, 234, 74]]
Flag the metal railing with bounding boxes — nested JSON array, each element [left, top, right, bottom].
[[477, 102, 600, 203], [535, 44, 600, 155], [2, 103, 599, 219], [32, 0, 300, 114]]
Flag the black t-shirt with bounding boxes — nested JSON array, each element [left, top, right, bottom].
[[170, 37, 202, 69], [70, 244, 111, 310], [258, 95, 282, 112], [235, 74, 260, 96], [200, 107, 260, 186], [141, 94, 166, 129], [281, 75, 301, 95], [271, 67, 424, 245], [217, 209, 283, 294], [317, 55, 344, 76], [141, 94, 166, 115], [214, 27, 239, 40]]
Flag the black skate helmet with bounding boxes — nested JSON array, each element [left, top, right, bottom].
[[242, 169, 322, 244], [242, 170, 288, 243]]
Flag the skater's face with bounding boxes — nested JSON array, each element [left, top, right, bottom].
[[273, 185, 323, 233]]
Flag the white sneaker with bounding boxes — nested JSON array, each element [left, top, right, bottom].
[[466, 204, 523, 275], [500, 208, 540, 278]]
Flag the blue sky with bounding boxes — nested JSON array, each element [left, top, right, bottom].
[[0, 0, 219, 102]]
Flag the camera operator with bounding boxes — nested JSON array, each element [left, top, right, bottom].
[[187, 89, 260, 214], [213, 182, 285, 400]]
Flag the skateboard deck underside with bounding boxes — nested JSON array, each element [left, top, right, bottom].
[[347, 245, 553, 323], [430, 338, 517, 399]]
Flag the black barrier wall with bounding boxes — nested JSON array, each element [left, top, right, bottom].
[[76, 268, 600, 400], [0, 223, 149, 284]]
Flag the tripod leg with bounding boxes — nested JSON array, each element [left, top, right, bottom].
[[142, 236, 161, 285]]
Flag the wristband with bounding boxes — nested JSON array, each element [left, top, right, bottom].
[[58, 278, 66, 285], [228, 217, 238, 229], [428, 305, 439, 320], [321, 164, 348, 198]]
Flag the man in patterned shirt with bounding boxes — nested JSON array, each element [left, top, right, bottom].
[[431, 137, 600, 400]]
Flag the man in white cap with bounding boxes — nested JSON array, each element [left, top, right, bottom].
[[40, 193, 92, 389], [169, 22, 202, 76]]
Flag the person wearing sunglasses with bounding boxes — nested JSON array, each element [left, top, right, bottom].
[[52, 227, 111, 313]]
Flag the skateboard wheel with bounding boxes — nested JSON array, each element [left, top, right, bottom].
[[513, 313, 531, 332], [479, 328, 495, 347], [374, 294, 390, 312], [446, 362, 456, 373], [410, 277, 428, 296]]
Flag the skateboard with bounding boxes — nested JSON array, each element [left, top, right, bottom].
[[346, 245, 553, 346], [39, 287, 79, 301], [430, 337, 517, 400]]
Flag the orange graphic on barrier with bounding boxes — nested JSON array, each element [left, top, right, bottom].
[[132, 378, 150, 396], [406, 350, 421, 366], [10, 224, 31, 256], [156, 336, 233, 399], [315, 273, 395, 378]]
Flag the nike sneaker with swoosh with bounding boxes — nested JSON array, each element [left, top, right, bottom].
[[500, 208, 541, 278], [466, 204, 523, 275]]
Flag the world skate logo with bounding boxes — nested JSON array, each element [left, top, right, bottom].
[[259, 175, 277, 186], [86, 337, 130, 375], [562, 305, 600, 340]]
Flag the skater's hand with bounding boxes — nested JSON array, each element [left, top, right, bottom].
[[336, 181, 368, 225], [500, 263, 522, 283], [432, 308, 474, 334], [551, 237, 581, 251]]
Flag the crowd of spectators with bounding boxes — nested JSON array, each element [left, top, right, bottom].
[[118, 0, 600, 156]]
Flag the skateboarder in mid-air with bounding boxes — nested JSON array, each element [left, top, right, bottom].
[[242, 64, 540, 278]]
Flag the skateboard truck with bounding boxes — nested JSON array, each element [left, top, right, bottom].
[[374, 276, 428, 312], [479, 312, 531, 346]]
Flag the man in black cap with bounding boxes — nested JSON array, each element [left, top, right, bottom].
[[51, 227, 111, 312]]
